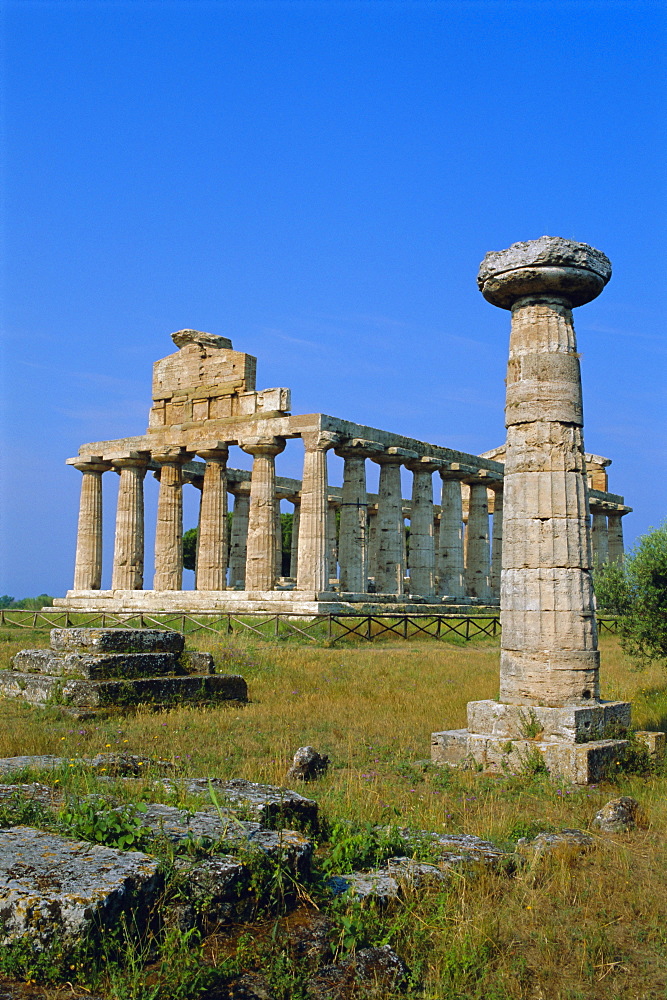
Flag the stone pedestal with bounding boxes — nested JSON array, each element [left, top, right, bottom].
[[432, 236, 630, 783]]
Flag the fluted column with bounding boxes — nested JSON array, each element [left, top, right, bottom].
[[289, 500, 301, 577], [591, 510, 609, 568], [335, 445, 369, 593], [478, 235, 613, 706], [327, 501, 339, 586], [196, 447, 229, 591], [464, 480, 491, 602], [489, 484, 504, 602], [406, 459, 438, 597], [228, 485, 250, 588], [373, 452, 410, 594], [367, 504, 378, 587], [437, 474, 465, 599], [73, 461, 109, 590], [295, 433, 336, 592], [242, 438, 286, 591], [607, 512, 625, 564], [153, 450, 188, 591], [111, 457, 147, 590]]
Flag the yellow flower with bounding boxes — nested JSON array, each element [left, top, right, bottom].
[[137, 761, 144, 766], [105, 744, 111, 748], [99, 767, 107, 772]]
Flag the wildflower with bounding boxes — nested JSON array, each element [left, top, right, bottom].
[[105, 744, 111, 748]]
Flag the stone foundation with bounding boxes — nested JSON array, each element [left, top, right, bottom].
[[1, 628, 247, 714]]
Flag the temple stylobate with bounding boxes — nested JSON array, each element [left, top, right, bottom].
[[56, 328, 631, 614]]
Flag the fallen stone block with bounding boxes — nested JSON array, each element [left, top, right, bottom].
[[177, 777, 318, 832], [49, 627, 184, 654], [136, 803, 312, 877], [306, 944, 408, 999], [286, 746, 330, 782], [173, 855, 253, 927], [0, 826, 162, 950], [326, 870, 400, 904], [0, 783, 56, 808], [517, 828, 593, 855], [593, 796, 641, 833]]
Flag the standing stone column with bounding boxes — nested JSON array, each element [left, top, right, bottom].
[[335, 444, 369, 593], [591, 509, 609, 568], [196, 447, 229, 591], [73, 460, 109, 590], [478, 236, 613, 706], [289, 500, 301, 578], [607, 511, 626, 564], [275, 503, 284, 580], [437, 473, 465, 599], [373, 451, 413, 594], [296, 433, 336, 592], [111, 457, 147, 590], [489, 483, 504, 603], [153, 450, 188, 591], [327, 501, 339, 586], [367, 503, 378, 588], [242, 438, 286, 591], [406, 459, 438, 598], [464, 479, 491, 603], [228, 485, 250, 588]]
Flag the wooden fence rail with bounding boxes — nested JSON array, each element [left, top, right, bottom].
[[0, 609, 620, 643]]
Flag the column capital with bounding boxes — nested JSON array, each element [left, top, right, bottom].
[[72, 459, 112, 474], [196, 447, 229, 462], [477, 236, 612, 310], [112, 454, 149, 473], [240, 437, 286, 458], [372, 446, 418, 466], [405, 457, 441, 475], [229, 480, 251, 498], [301, 431, 340, 452], [335, 437, 384, 460], [152, 447, 191, 466], [438, 462, 477, 482]]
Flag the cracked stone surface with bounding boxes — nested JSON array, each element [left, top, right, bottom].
[[0, 826, 162, 949]]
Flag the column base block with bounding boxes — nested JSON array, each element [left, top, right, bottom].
[[431, 727, 628, 784]]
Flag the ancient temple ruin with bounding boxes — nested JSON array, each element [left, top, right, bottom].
[[56, 313, 630, 614]]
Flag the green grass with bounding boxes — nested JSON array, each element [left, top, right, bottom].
[[0, 631, 666, 998]]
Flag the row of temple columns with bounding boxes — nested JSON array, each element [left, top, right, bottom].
[[72, 437, 625, 599]]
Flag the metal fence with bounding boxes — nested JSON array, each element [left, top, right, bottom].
[[0, 609, 620, 644]]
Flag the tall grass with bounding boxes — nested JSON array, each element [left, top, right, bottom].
[[1, 629, 666, 997]]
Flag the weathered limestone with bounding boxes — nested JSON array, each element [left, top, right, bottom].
[[72, 461, 108, 591], [374, 451, 414, 594], [0, 628, 247, 714], [336, 443, 371, 593], [407, 459, 438, 598], [196, 447, 229, 591], [228, 485, 250, 588], [153, 450, 188, 591], [591, 510, 609, 568], [242, 438, 286, 591], [432, 236, 631, 783], [297, 433, 336, 592], [290, 500, 301, 578], [437, 473, 465, 599], [112, 457, 147, 590], [607, 511, 625, 564], [0, 827, 162, 950], [464, 479, 491, 603], [489, 485, 503, 601], [61, 324, 631, 615]]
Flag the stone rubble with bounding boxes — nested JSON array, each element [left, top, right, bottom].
[[593, 796, 641, 833], [286, 745, 330, 782]]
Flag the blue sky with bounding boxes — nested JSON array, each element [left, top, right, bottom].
[[1, 0, 665, 597]]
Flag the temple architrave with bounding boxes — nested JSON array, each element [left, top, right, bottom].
[[56, 315, 630, 615]]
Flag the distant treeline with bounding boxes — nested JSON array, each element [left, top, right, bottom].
[[0, 595, 55, 610]]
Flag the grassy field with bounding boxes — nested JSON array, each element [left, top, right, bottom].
[[0, 627, 666, 999]]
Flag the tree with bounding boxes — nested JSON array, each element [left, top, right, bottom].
[[182, 527, 198, 572], [595, 521, 667, 669]]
